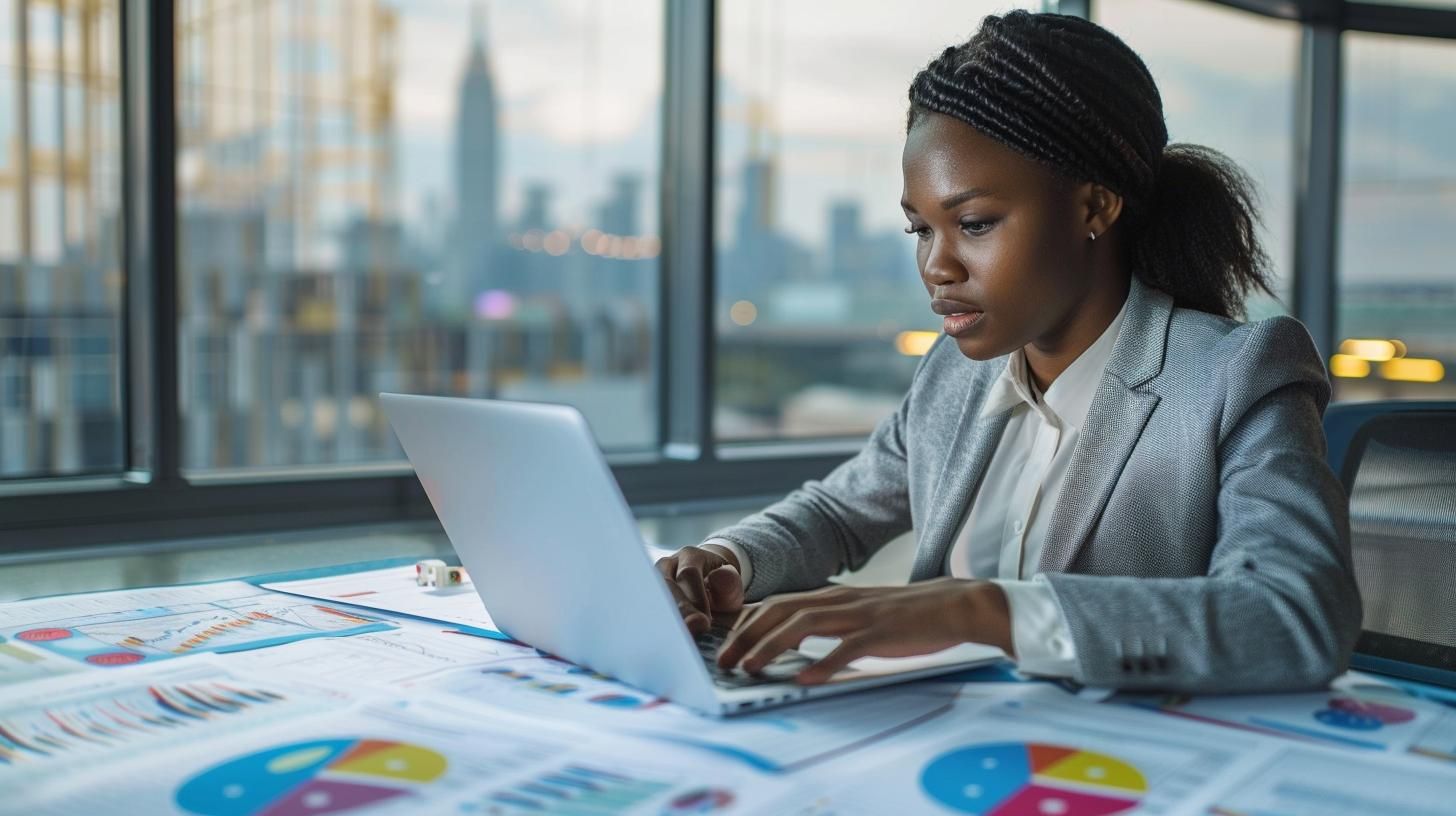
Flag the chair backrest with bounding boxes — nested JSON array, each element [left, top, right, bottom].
[[1325, 401, 1456, 686]]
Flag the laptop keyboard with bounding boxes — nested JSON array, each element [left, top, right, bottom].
[[695, 627, 813, 688]]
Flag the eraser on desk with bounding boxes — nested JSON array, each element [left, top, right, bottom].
[[415, 559, 467, 587]]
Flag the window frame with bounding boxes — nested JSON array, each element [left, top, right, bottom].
[[3, 0, 1456, 553]]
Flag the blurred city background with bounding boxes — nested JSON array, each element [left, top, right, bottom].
[[1, 0, 1452, 480]]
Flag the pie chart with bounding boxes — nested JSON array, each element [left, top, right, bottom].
[[176, 738, 448, 816], [919, 742, 1146, 815], [1314, 696, 1415, 731]]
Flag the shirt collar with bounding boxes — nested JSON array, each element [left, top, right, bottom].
[[978, 292, 1131, 429]]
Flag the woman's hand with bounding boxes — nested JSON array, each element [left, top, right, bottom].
[[654, 544, 745, 636], [716, 578, 1013, 685]]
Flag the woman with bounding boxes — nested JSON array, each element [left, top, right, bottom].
[[657, 11, 1360, 693]]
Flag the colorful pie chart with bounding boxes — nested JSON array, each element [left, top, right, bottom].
[[1314, 696, 1416, 731], [176, 738, 447, 816], [919, 742, 1147, 815]]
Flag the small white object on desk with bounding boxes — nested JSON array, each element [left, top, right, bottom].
[[261, 565, 498, 634], [414, 559, 467, 588]]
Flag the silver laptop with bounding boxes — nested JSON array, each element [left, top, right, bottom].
[[380, 393, 1002, 716]]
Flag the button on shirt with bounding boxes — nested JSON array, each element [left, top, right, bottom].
[[710, 295, 1128, 679], [947, 294, 1129, 676]]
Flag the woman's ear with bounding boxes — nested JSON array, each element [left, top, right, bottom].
[[1082, 182, 1124, 240]]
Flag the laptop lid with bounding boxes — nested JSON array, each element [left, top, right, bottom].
[[379, 393, 721, 713]]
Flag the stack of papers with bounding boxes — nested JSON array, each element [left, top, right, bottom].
[[4, 566, 1455, 815]]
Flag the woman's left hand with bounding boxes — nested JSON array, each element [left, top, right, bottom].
[[715, 578, 1015, 685]]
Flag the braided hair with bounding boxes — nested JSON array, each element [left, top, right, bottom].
[[908, 11, 1272, 319]]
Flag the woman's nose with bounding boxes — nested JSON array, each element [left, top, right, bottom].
[[921, 236, 968, 286]]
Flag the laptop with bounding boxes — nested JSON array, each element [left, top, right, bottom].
[[379, 393, 1003, 716]]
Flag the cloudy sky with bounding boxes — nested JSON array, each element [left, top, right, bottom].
[[389, 0, 1454, 288], [0, 0, 1448, 287]]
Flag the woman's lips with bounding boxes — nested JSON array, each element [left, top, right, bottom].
[[942, 311, 984, 337]]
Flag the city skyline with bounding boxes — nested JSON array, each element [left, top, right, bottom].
[[1, 0, 1452, 479]]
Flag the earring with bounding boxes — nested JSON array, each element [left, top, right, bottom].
[[1088, 231, 1097, 241]]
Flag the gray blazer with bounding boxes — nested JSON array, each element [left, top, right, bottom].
[[706, 277, 1362, 693]]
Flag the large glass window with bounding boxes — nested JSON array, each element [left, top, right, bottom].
[[713, 1, 1037, 442], [0, 0, 124, 479], [1097, 0, 1299, 321], [176, 0, 663, 471], [1334, 33, 1456, 400]]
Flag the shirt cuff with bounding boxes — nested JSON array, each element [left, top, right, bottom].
[[990, 576, 1079, 678], [700, 538, 753, 589]]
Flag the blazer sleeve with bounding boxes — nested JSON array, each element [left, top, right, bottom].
[[1043, 316, 1363, 692], [700, 339, 946, 601]]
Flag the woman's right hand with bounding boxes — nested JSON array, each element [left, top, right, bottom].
[[655, 544, 745, 635]]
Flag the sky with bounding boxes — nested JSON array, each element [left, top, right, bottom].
[[385, 0, 1455, 285], [0, 0, 1450, 285], [391, 0, 662, 233]]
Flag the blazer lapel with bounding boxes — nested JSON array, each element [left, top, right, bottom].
[[1036, 278, 1173, 575], [910, 400, 1012, 582], [1036, 384, 1158, 573]]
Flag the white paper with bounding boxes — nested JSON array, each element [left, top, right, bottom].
[[0, 635, 80, 686], [417, 650, 973, 772], [764, 693, 1266, 815], [0, 582, 396, 671], [1207, 745, 1456, 815], [1113, 670, 1456, 764], [212, 618, 534, 687], [261, 566, 501, 636], [0, 658, 350, 781], [19, 696, 780, 816]]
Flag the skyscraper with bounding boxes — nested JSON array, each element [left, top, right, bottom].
[[450, 2, 502, 312]]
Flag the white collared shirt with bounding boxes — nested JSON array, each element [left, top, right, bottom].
[[711, 294, 1129, 678], [947, 294, 1129, 676]]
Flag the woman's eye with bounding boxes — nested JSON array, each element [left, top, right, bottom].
[[903, 225, 931, 241], [961, 220, 995, 236]]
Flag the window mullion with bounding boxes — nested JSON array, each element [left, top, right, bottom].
[[1292, 18, 1341, 360], [659, 0, 716, 463]]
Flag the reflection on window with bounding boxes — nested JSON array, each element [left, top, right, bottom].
[[0, 0, 124, 479], [714, 1, 1036, 441], [1335, 33, 1456, 401], [176, 0, 662, 470], [1097, 0, 1298, 321]]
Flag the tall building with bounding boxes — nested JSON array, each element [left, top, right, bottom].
[[598, 174, 642, 238], [450, 3, 503, 312]]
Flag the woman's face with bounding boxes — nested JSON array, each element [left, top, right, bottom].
[[901, 112, 1098, 361]]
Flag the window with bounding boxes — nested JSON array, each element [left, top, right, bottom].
[[7, 0, 1456, 545], [1334, 33, 1456, 400], [1359, 0, 1456, 7], [0, 0, 124, 479], [713, 1, 1037, 442], [1097, 0, 1300, 321], [175, 0, 664, 471]]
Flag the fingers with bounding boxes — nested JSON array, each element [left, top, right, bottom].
[[717, 587, 852, 668], [675, 562, 711, 620], [655, 555, 709, 635], [671, 580, 711, 635], [796, 636, 870, 685], [705, 565, 744, 613], [739, 606, 865, 674]]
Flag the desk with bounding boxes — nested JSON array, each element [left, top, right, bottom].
[[3, 520, 1455, 814]]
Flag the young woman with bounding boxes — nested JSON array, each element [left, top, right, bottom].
[[656, 10, 1361, 692]]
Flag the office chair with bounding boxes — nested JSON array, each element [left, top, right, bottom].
[[1324, 401, 1456, 688]]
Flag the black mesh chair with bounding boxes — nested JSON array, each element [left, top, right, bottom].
[[1325, 401, 1456, 688]]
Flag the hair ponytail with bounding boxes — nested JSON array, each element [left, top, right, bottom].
[[907, 11, 1274, 319], [1128, 144, 1273, 319]]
